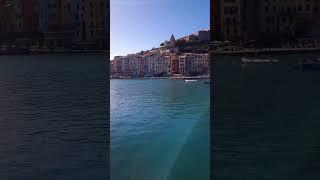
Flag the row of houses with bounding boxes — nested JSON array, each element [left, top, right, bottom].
[[0, 0, 108, 50], [212, 0, 320, 46], [111, 49, 209, 78]]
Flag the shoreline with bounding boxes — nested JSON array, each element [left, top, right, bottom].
[[0, 49, 109, 56], [211, 48, 320, 56], [110, 76, 210, 80]]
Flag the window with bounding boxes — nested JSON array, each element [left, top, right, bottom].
[[306, 4, 310, 11], [282, 17, 287, 23], [67, 3, 71, 12], [242, 15, 246, 21], [234, 28, 237, 34], [226, 17, 230, 24], [265, 17, 272, 23], [289, 16, 293, 24], [266, 28, 270, 32], [224, 7, 229, 15]]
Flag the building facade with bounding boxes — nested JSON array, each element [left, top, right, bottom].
[[213, 0, 320, 45], [0, 0, 109, 50], [111, 51, 209, 78]]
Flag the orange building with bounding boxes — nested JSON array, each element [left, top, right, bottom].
[[168, 54, 179, 76]]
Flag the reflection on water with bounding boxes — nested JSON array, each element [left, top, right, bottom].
[[212, 53, 320, 180]]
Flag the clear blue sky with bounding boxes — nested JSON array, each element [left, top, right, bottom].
[[110, 0, 209, 59]]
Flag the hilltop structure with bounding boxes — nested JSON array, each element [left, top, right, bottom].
[[163, 34, 176, 48], [181, 29, 210, 42]]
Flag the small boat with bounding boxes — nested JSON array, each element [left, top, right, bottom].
[[185, 79, 198, 82]]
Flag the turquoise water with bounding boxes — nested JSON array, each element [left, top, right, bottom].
[[110, 79, 210, 180]]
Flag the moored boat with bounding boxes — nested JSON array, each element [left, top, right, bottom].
[[185, 79, 198, 82]]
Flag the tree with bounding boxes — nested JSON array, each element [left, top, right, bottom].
[[175, 39, 187, 46]]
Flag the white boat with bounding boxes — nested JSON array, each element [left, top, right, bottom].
[[185, 79, 198, 82]]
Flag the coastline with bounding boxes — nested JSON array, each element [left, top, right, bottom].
[[110, 75, 210, 80], [211, 47, 320, 56], [0, 49, 109, 56]]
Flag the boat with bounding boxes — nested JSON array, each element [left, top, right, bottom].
[[185, 79, 198, 82], [204, 80, 210, 84]]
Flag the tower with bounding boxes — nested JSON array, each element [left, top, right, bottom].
[[170, 34, 175, 43]]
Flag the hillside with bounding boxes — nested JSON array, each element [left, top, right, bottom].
[[175, 40, 210, 55]]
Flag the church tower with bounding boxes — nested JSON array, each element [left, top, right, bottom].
[[170, 34, 175, 43]]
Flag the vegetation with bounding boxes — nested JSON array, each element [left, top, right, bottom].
[[176, 41, 210, 54]]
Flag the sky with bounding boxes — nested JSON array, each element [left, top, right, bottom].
[[110, 0, 210, 60]]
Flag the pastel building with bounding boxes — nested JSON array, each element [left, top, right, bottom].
[[195, 53, 210, 74], [179, 53, 196, 75], [113, 56, 123, 76], [136, 55, 146, 77], [167, 54, 179, 76], [154, 56, 166, 75]]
